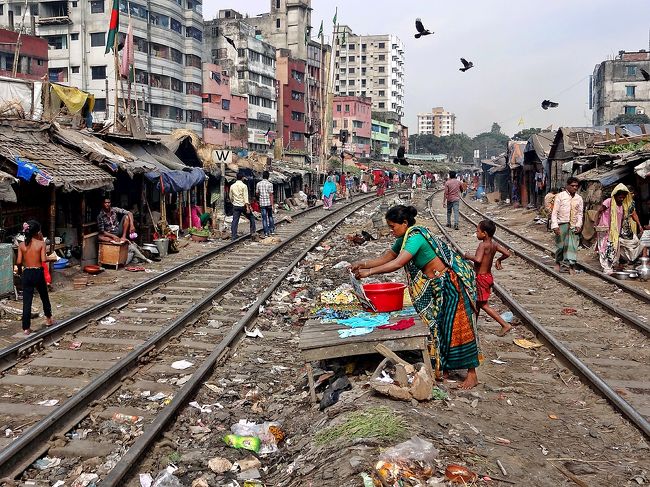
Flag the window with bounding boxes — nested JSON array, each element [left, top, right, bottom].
[[378, 54, 385, 61], [276, 0, 280, 7], [340, 68, 346, 74], [361, 56, 366, 64], [48, 67, 68, 82], [222, 99, 230, 110], [238, 71, 245, 79], [186, 54, 201, 68], [353, 120, 363, 128], [348, 55, 355, 62], [378, 90, 385, 96], [71, 66, 80, 73], [626, 85, 636, 97], [291, 111, 304, 121], [222, 123, 230, 133], [94, 98, 106, 112], [378, 102, 385, 108], [276, 19, 280, 28], [624, 106, 637, 114], [90, 0, 104, 13], [348, 44, 354, 50], [44, 35, 67, 50], [349, 67, 355, 74], [91, 65, 107, 79], [361, 43, 366, 50], [290, 91, 304, 101], [361, 67, 366, 75], [361, 79, 366, 87], [378, 78, 385, 85], [626, 65, 637, 76], [343, 119, 348, 128], [71, 33, 79, 41], [345, 104, 350, 112], [291, 132, 303, 141], [170, 18, 182, 34], [30, 4, 38, 15], [0, 5, 3, 15], [378, 42, 385, 48], [378, 66, 385, 73], [90, 32, 105, 47], [332, 120, 337, 128], [71, 1, 77, 6], [336, 104, 341, 112]]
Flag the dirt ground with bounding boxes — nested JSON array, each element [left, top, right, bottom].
[[130, 196, 649, 487]]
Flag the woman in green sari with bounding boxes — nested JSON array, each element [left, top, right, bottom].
[[352, 205, 481, 389]]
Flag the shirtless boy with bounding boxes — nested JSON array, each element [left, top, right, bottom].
[[463, 220, 512, 336], [17, 220, 54, 335]]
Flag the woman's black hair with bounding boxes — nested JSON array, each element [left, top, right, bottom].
[[385, 205, 417, 226], [22, 220, 41, 246]]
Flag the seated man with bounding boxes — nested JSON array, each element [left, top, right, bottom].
[[97, 197, 137, 243]]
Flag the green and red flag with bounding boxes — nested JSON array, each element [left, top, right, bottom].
[[105, 0, 120, 54]]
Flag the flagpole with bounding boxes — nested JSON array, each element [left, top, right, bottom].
[[127, 13, 132, 114], [113, 34, 119, 129]]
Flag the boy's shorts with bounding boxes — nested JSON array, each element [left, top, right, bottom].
[[476, 273, 494, 303]]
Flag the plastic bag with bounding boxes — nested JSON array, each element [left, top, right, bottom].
[[380, 436, 439, 464], [230, 420, 282, 454], [152, 466, 182, 487]]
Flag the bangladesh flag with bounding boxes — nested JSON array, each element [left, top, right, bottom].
[[105, 0, 119, 54]]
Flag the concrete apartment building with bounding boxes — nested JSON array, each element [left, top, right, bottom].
[[276, 48, 307, 153], [252, 0, 311, 61], [333, 25, 405, 119], [0, 0, 204, 134], [332, 95, 371, 158], [202, 63, 248, 147], [417, 107, 456, 136], [0, 28, 48, 80], [205, 10, 277, 152], [592, 49, 650, 126]]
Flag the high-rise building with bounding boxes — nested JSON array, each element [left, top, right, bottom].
[[417, 107, 455, 136], [252, 0, 311, 61], [202, 63, 248, 147], [276, 48, 306, 153], [332, 95, 371, 158], [0, 0, 205, 134], [205, 10, 278, 153], [591, 50, 650, 126], [305, 39, 331, 161], [333, 26, 405, 119]]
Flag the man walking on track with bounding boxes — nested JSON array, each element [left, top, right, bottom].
[[550, 177, 584, 275], [443, 171, 462, 230], [256, 171, 275, 238], [230, 172, 256, 240]]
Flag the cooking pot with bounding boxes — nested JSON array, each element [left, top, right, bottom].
[[635, 257, 650, 281]]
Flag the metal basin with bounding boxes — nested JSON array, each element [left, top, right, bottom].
[[612, 271, 637, 280]]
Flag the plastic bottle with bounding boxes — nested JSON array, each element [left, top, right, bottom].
[[223, 434, 261, 452], [112, 412, 142, 424]]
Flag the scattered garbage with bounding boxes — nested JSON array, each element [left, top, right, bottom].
[[333, 261, 350, 269], [189, 401, 223, 413], [171, 360, 194, 370], [100, 316, 117, 325], [208, 456, 232, 473], [227, 420, 284, 454], [223, 434, 262, 453], [69, 341, 82, 350], [151, 465, 182, 487], [561, 307, 578, 315], [244, 327, 264, 338], [374, 436, 439, 486], [37, 399, 59, 407], [491, 359, 507, 365], [500, 311, 514, 323], [370, 355, 435, 402], [513, 338, 543, 349], [444, 464, 478, 484], [112, 412, 143, 424], [71, 473, 99, 487], [33, 456, 61, 470], [319, 375, 352, 410]]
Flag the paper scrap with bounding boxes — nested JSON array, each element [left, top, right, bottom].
[[171, 360, 194, 370], [513, 338, 543, 350], [37, 399, 59, 407]]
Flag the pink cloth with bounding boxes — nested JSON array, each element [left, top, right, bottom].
[[595, 198, 623, 253], [378, 318, 415, 331], [444, 179, 462, 202]]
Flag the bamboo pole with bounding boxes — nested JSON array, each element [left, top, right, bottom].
[[113, 35, 119, 130]]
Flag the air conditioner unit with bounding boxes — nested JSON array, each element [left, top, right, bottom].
[[636, 107, 645, 115]]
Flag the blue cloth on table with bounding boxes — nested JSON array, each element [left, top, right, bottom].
[[336, 313, 390, 328], [338, 327, 374, 338]]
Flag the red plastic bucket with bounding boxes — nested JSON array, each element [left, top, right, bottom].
[[362, 282, 407, 312]]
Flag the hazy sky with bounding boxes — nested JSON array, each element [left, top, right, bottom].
[[202, 0, 650, 137]]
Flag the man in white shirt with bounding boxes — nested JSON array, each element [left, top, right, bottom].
[[230, 172, 256, 240], [550, 177, 584, 274]]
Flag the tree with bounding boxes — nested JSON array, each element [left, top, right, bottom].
[[490, 122, 502, 134], [513, 127, 542, 141], [608, 113, 650, 125], [230, 125, 249, 148]]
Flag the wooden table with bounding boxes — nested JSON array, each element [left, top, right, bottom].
[[299, 311, 433, 403]]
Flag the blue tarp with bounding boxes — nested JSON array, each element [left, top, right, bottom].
[[145, 167, 206, 193]]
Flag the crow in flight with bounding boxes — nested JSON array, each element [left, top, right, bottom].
[[459, 58, 474, 72], [303, 130, 319, 138], [541, 100, 559, 110], [414, 19, 432, 39], [641, 68, 650, 81]]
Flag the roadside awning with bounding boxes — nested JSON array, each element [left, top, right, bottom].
[[0, 120, 113, 192], [576, 164, 631, 185]]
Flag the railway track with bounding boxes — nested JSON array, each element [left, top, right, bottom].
[[0, 193, 382, 483], [428, 192, 650, 438]]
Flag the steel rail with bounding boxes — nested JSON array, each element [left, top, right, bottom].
[[0, 193, 380, 479], [459, 196, 650, 304], [0, 201, 328, 372], [426, 197, 650, 439], [101, 191, 379, 485], [456, 206, 650, 335]]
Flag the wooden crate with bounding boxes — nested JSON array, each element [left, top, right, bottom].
[[98, 242, 128, 269]]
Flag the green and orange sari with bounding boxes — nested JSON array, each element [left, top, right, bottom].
[[400, 226, 481, 374]]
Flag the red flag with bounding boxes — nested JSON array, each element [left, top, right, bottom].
[[105, 0, 119, 54]]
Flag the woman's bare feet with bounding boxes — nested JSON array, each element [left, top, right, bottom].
[[457, 368, 479, 389]]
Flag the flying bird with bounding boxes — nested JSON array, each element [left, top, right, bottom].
[[223, 34, 237, 50], [641, 68, 650, 81], [459, 58, 474, 72], [303, 130, 319, 138], [541, 100, 559, 110], [414, 19, 432, 39]]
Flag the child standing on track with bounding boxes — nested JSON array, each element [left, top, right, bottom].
[[463, 220, 512, 336], [17, 220, 54, 335]]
